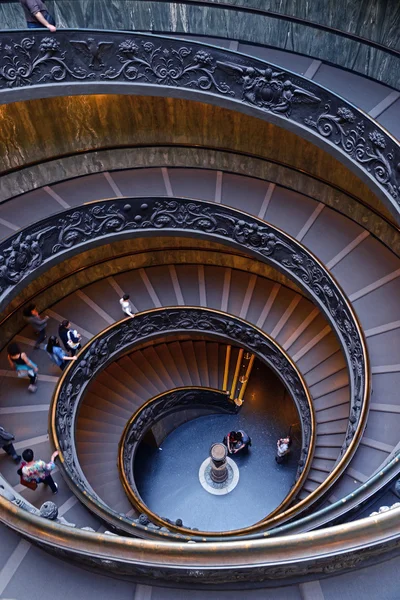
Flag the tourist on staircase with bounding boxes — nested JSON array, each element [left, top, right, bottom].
[[20, 449, 59, 494], [19, 0, 57, 31], [119, 293, 136, 318], [23, 304, 49, 350], [46, 336, 78, 371], [7, 342, 38, 393], [58, 320, 82, 356], [0, 427, 21, 463]]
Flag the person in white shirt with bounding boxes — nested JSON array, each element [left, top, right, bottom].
[[276, 436, 291, 464], [119, 294, 135, 318]]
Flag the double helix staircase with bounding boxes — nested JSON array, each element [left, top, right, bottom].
[[0, 4, 400, 597]]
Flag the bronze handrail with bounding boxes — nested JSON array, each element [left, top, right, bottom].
[[0, 195, 369, 531], [1, 493, 400, 583], [50, 308, 316, 539]]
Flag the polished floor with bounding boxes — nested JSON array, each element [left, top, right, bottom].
[[135, 364, 300, 531]]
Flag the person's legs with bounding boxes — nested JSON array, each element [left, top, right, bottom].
[[34, 328, 46, 349], [43, 474, 58, 493], [27, 369, 38, 392], [3, 443, 21, 462]]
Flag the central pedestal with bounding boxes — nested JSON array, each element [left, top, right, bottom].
[[210, 443, 228, 483], [199, 443, 240, 496]]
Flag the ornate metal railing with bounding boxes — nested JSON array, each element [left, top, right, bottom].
[[0, 196, 369, 512], [0, 31, 399, 218], [51, 307, 315, 538]]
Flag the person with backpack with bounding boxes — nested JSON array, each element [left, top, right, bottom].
[[58, 320, 82, 356], [46, 336, 78, 370], [7, 342, 38, 392], [0, 426, 21, 463], [19, 448, 59, 494]]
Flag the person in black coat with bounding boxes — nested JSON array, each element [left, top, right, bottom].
[[0, 427, 21, 463]]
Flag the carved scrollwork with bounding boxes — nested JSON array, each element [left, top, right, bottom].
[[305, 105, 400, 200], [0, 36, 93, 86], [100, 41, 234, 95], [0, 31, 398, 210], [0, 197, 366, 471]]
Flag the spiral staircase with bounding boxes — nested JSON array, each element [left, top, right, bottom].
[[0, 2, 400, 598]]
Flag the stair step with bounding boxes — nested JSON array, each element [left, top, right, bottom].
[[194, 340, 210, 387], [311, 369, 349, 398], [142, 346, 176, 389], [85, 382, 140, 414], [311, 457, 336, 473], [78, 399, 130, 427], [167, 341, 192, 385], [313, 386, 350, 411], [305, 350, 346, 386], [313, 446, 341, 460], [120, 354, 161, 396], [96, 367, 147, 404], [316, 418, 348, 435], [154, 343, 185, 387], [181, 341, 201, 386], [316, 433, 345, 447], [307, 468, 328, 484], [315, 403, 350, 423], [206, 342, 219, 389]]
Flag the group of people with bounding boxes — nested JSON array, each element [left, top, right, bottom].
[[1, 293, 136, 494], [8, 294, 135, 393], [223, 430, 292, 463]]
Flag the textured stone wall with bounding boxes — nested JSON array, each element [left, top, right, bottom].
[[0, 94, 386, 218]]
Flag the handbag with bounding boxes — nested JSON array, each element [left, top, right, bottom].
[[17, 464, 38, 491]]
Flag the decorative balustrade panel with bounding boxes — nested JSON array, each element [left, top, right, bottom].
[[0, 197, 367, 470], [0, 31, 399, 217], [54, 308, 314, 492]]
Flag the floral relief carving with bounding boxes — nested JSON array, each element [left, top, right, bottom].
[[305, 105, 400, 200], [0, 37, 92, 87], [0, 31, 399, 207], [0, 197, 366, 467]]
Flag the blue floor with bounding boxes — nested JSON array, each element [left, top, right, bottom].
[[135, 365, 300, 532]]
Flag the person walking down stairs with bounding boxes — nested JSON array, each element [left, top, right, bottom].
[[58, 320, 82, 357], [0, 426, 21, 463], [20, 449, 59, 494], [46, 336, 78, 371], [119, 293, 136, 318], [23, 303, 49, 350], [7, 342, 38, 393]]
